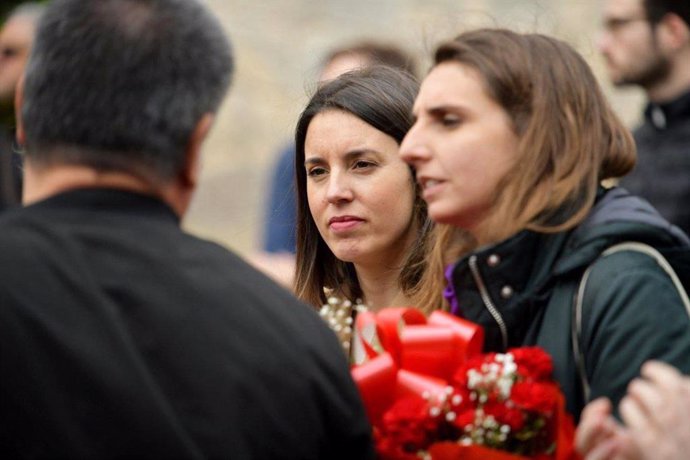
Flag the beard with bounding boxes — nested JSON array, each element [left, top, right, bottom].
[[612, 38, 672, 90], [615, 54, 671, 88]]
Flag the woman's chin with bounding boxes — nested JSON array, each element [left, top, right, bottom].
[[427, 209, 458, 226], [330, 246, 363, 264]]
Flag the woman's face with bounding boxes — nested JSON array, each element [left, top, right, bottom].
[[305, 109, 417, 268], [400, 62, 519, 237]]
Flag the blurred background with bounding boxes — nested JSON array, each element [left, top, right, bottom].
[[2, 0, 645, 257]]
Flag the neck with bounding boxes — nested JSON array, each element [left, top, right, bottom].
[[23, 161, 192, 217], [354, 262, 411, 312], [647, 50, 690, 103]]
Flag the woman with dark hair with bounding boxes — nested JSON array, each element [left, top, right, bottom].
[[400, 28, 690, 420], [293, 66, 440, 350]]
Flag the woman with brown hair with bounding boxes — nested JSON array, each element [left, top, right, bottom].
[[293, 66, 441, 335], [400, 28, 690, 420]]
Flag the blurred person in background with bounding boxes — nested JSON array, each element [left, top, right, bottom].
[[252, 41, 418, 287], [0, 0, 373, 457], [599, 0, 690, 235], [0, 2, 44, 211]]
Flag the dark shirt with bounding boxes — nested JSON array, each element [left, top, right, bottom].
[[0, 188, 373, 459], [0, 128, 22, 211], [620, 89, 690, 236]]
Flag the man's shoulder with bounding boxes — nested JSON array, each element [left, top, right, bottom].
[[0, 203, 324, 344], [0, 207, 53, 257]]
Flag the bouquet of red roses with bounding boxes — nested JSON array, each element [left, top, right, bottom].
[[350, 308, 577, 460]]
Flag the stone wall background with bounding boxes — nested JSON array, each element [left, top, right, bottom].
[[184, 0, 645, 256]]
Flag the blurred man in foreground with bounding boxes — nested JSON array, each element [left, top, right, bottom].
[[0, 0, 373, 457]]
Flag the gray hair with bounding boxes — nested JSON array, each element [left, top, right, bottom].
[[21, 0, 234, 181]]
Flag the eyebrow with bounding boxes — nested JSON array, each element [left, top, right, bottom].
[[304, 149, 381, 166], [427, 104, 465, 115], [411, 104, 467, 122]]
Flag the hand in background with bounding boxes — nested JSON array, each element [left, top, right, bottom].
[[576, 397, 625, 460], [617, 361, 690, 460], [576, 361, 690, 460]]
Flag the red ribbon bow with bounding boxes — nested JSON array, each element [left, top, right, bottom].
[[350, 307, 484, 424], [350, 307, 579, 460]]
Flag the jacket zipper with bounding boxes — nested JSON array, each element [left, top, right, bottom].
[[468, 255, 508, 350]]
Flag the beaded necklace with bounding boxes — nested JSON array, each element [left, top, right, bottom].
[[318, 291, 368, 362]]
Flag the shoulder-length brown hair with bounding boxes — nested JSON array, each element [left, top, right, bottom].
[[414, 29, 637, 313], [432, 29, 636, 244], [293, 66, 440, 310]]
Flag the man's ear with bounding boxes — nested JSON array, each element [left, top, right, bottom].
[[180, 113, 214, 189], [656, 13, 690, 51], [14, 74, 25, 146]]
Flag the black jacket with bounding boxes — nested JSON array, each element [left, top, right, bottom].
[[0, 188, 374, 459], [0, 128, 22, 212], [448, 188, 690, 421], [620, 90, 690, 236]]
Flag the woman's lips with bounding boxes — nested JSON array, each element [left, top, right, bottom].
[[328, 216, 365, 232], [420, 177, 445, 200]]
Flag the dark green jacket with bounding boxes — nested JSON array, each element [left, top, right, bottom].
[[448, 187, 690, 421]]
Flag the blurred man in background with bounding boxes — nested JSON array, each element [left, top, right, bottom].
[[599, 0, 690, 235], [0, 2, 43, 210]]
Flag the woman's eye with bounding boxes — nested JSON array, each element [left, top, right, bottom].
[[441, 115, 461, 127], [307, 167, 327, 177], [353, 160, 375, 170]]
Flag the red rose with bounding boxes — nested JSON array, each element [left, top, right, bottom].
[[510, 381, 559, 414], [483, 400, 525, 431], [451, 408, 476, 430], [449, 386, 474, 411], [452, 354, 493, 387], [509, 347, 553, 381], [375, 437, 420, 460], [379, 396, 438, 453]]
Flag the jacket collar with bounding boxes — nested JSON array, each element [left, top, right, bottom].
[[448, 229, 570, 352], [447, 187, 687, 352], [23, 187, 180, 225], [644, 88, 690, 130]]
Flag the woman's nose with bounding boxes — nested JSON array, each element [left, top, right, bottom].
[[399, 126, 430, 166], [325, 172, 354, 204]]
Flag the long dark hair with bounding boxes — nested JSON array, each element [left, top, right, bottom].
[[293, 66, 434, 308]]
